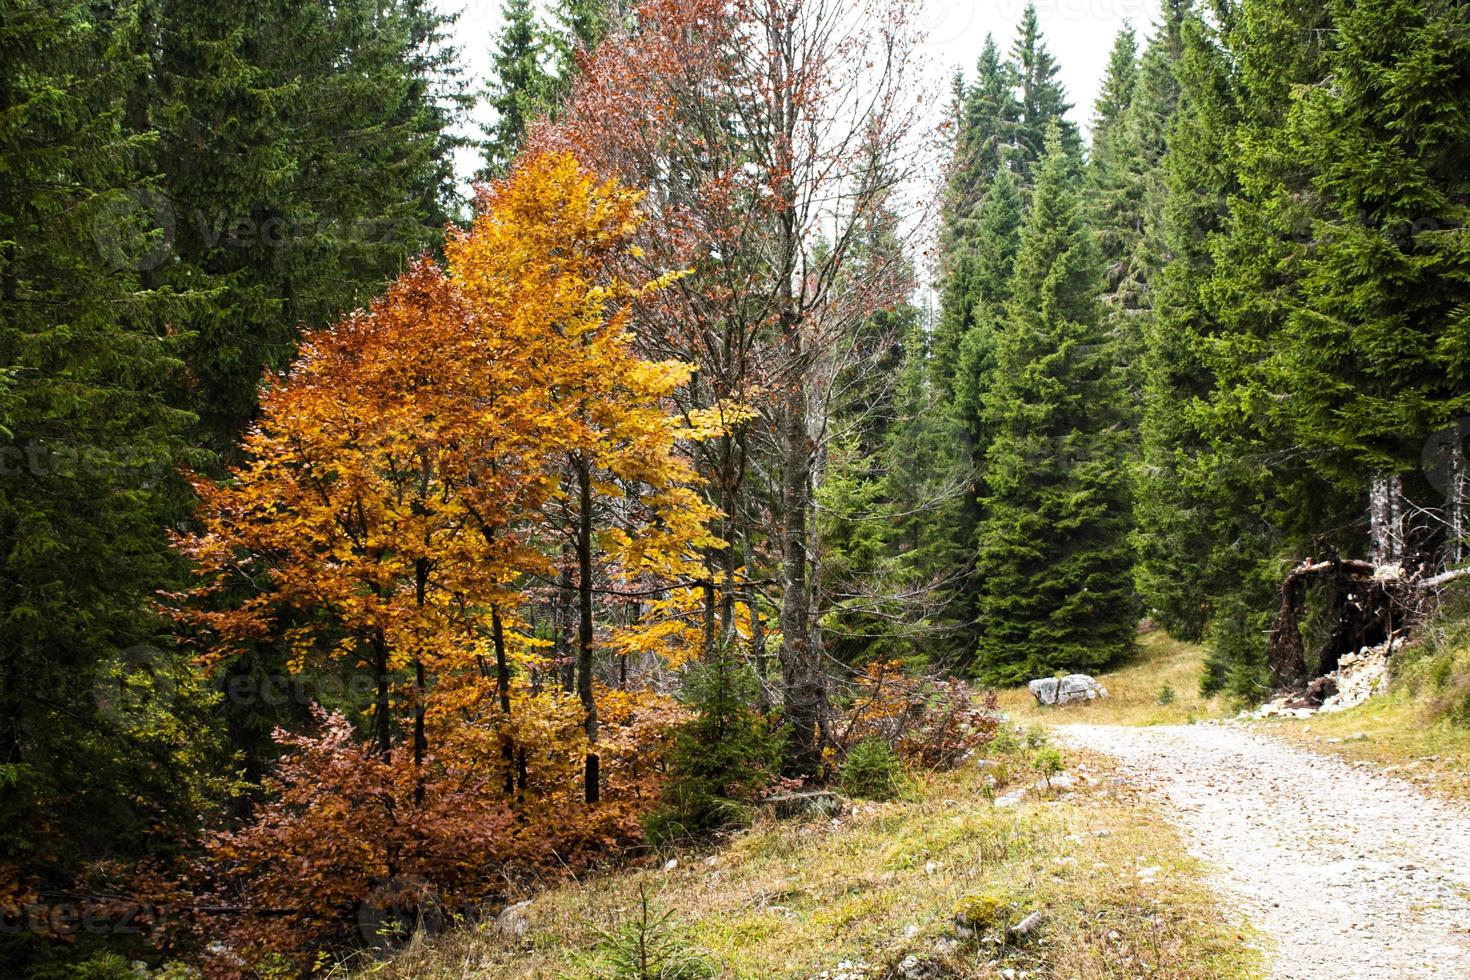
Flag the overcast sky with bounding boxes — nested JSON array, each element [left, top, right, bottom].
[[444, 0, 1161, 186]]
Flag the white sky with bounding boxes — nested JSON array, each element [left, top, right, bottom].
[[443, 0, 1162, 187]]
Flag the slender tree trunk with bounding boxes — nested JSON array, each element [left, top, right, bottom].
[[575, 454, 600, 804], [703, 578, 717, 660], [559, 545, 575, 694], [744, 529, 769, 711], [777, 376, 823, 776], [1368, 472, 1404, 568], [412, 658, 427, 805], [413, 557, 430, 804], [371, 630, 392, 757], [1449, 438, 1466, 568], [492, 605, 515, 796]]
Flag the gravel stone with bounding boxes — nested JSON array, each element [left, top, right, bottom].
[[1057, 723, 1470, 979]]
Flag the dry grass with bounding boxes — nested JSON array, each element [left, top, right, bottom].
[[338, 738, 1260, 980], [996, 630, 1231, 728], [1257, 632, 1470, 802]]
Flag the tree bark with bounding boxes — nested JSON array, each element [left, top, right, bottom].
[[492, 605, 515, 797], [1368, 472, 1405, 568], [558, 545, 575, 694], [371, 630, 392, 757], [777, 378, 824, 777], [575, 454, 600, 804], [1449, 436, 1466, 568], [412, 657, 427, 806]]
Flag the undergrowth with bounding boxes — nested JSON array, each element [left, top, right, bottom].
[[344, 736, 1261, 979]]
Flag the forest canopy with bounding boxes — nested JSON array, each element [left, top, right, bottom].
[[2, 0, 1468, 975]]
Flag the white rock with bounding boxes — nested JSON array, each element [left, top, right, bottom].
[[494, 900, 532, 938], [1028, 674, 1108, 706]]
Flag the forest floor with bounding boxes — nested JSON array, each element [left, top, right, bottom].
[[350, 632, 1470, 979], [341, 735, 1258, 979]]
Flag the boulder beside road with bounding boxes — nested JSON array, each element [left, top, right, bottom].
[[1028, 674, 1107, 706]]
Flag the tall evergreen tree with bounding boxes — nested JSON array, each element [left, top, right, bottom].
[[150, 0, 466, 785], [945, 168, 1024, 660], [972, 127, 1135, 684], [1089, 27, 1140, 293], [549, 0, 614, 81], [483, 0, 555, 177], [932, 37, 1018, 397], [884, 314, 968, 632], [1132, 7, 1239, 644], [154, 0, 464, 458], [0, 1, 222, 967], [943, 36, 1018, 238], [1189, 0, 1361, 695], [1089, 9, 1189, 437], [1275, 0, 1470, 561], [1009, 3, 1080, 177]]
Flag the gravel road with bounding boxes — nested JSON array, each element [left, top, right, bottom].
[[1057, 723, 1470, 979]]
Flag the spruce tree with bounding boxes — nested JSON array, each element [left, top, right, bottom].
[[932, 37, 1018, 398], [1089, 27, 1140, 296], [549, 0, 614, 82], [1189, 0, 1361, 694], [154, 0, 463, 458], [1009, 3, 1079, 177], [0, 2, 221, 966], [151, 0, 465, 783], [1276, 0, 1470, 538], [945, 168, 1023, 657], [972, 127, 1135, 684], [869, 312, 976, 666], [944, 36, 1018, 237], [1132, 8, 1238, 644], [483, 0, 555, 177], [1089, 9, 1188, 436]]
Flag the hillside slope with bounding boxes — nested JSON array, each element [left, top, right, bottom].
[[340, 737, 1258, 979]]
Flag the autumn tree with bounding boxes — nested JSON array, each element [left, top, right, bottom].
[[536, 0, 931, 777], [446, 151, 721, 801], [177, 151, 718, 803]]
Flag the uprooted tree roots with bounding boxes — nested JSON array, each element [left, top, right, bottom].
[[1266, 555, 1414, 694]]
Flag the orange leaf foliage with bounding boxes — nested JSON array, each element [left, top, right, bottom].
[[166, 152, 722, 973]]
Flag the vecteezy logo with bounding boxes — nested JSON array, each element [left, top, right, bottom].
[[357, 875, 446, 952], [1422, 418, 1470, 498], [93, 644, 178, 726], [90, 185, 175, 273]]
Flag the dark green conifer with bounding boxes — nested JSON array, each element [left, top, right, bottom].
[[972, 127, 1135, 683]]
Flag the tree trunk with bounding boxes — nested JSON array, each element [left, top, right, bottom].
[[1449, 436, 1466, 568], [777, 379, 824, 777], [492, 605, 515, 797], [412, 658, 427, 805], [576, 454, 600, 804], [1427, 422, 1468, 570], [371, 630, 392, 757], [413, 557, 430, 804], [1368, 472, 1404, 568], [703, 577, 717, 660], [558, 545, 575, 694]]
